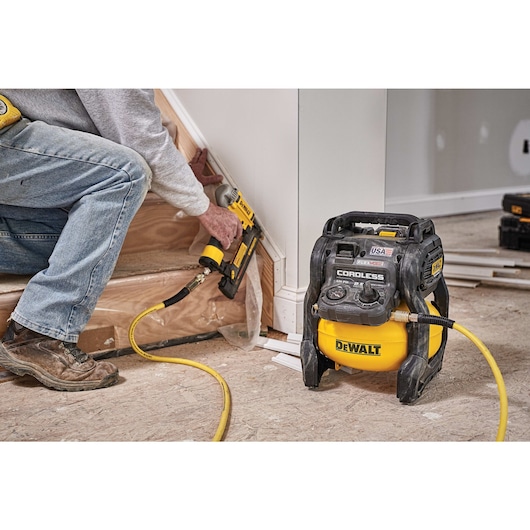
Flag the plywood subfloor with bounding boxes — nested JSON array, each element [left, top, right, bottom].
[[1, 210, 529, 443]]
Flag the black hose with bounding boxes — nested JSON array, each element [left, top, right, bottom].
[[417, 314, 455, 328]]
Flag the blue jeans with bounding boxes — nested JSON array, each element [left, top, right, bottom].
[[0, 119, 151, 342]]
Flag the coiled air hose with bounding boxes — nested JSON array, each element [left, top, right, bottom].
[[391, 310, 508, 441], [128, 269, 231, 442]]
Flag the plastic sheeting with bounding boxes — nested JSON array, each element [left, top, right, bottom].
[[218, 253, 263, 351]]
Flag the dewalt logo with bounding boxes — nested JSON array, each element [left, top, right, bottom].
[[335, 339, 381, 356], [237, 195, 253, 218], [431, 257, 443, 276]]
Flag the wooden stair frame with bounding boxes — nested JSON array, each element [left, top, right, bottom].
[[0, 90, 274, 353]]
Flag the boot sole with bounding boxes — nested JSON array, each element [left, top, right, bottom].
[[0, 345, 119, 392]]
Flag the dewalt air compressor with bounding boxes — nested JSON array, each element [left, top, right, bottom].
[[300, 211, 449, 404]]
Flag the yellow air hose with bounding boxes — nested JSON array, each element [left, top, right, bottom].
[[391, 310, 509, 441], [128, 270, 231, 442], [127, 269, 507, 442], [452, 322, 508, 442]]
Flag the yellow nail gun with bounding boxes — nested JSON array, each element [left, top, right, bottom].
[[199, 184, 263, 299]]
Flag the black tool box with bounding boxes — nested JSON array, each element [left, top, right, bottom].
[[499, 215, 530, 251], [502, 193, 530, 217]]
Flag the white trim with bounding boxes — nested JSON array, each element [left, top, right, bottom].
[[287, 332, 303, 344], [162, 90, 207, 154], [385, 185, 530, 218], [256, 337, 300, 356], [273, 286, 307, 334], [271, 353, 302, 372]]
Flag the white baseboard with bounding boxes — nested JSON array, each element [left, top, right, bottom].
[[385, 185, 530, 218], [273, 286, 306, 334]]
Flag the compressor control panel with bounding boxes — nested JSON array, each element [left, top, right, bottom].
[[314, 215, 444, 326], [317, 237, 401, 326]]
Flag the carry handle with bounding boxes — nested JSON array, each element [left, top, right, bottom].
[[323, 211, 434, 243]]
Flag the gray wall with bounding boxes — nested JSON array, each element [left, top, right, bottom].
[[298, 89, 387, 286], [385, 89, 530, 216]]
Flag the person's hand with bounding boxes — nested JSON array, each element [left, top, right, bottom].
[[189, 148, 223, 187], [198, 202, 243, 250]]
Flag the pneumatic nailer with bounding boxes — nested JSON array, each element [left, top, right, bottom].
[[199, 184, 263, 299]]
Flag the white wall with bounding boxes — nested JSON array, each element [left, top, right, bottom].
[[167, 89, 388, 333], [298, 89, 387, 287], [166, 89, 299, 331], [168, 88, 530, 332]]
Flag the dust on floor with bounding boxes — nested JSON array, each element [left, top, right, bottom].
[[0, 210, 529, 443]]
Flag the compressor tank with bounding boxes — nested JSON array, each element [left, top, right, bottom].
[[317, 301, 443, 372]]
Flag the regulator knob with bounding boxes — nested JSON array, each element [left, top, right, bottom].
[[359, 281, 379, 303]]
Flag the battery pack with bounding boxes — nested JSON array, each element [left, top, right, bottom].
[[499, 215, 530, 251], [502, 193, 530, 217], [0, 94, 22, 130]]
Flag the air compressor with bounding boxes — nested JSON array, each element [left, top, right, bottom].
[[300, 211, 450, 404]]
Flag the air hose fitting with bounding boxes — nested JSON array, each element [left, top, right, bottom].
[[390, 310, 454, 327]]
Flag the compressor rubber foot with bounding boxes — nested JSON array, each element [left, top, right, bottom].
[[397, 355, 429, 404], [397, 351, 444, 404], [300, 339, 334, 388]]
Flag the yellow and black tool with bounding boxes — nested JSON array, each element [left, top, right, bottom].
[[301, 211, 449, 403], [300, 211, 508, 440], [199, 183, 263, 299]]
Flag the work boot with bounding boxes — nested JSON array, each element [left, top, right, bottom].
[[0, 320, 119, 391]]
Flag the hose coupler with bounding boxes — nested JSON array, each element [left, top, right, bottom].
[[390, 310, 455, 329], [186, 268, 211, 292], [163, 268, 211, 308]]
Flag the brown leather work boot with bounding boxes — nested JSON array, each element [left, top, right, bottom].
[[0, 320, 119, 391]]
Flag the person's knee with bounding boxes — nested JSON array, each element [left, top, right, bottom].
[[121, 149, 152, 203]]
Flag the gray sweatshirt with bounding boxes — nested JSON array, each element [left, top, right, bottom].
[[0, 89, 209, 217]]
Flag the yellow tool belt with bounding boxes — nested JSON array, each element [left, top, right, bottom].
[[0, 94, 22, 130]]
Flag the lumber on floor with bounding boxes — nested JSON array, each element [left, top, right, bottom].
[[442, 247, 530, 288], [445, 252, 530, 269]]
